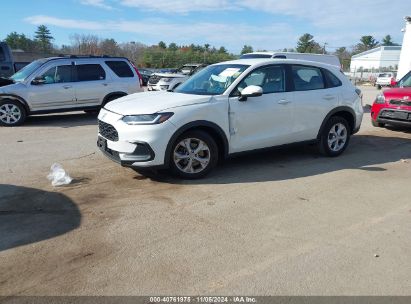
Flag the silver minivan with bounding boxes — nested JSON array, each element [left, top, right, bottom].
[[0, 56, 143, 126]]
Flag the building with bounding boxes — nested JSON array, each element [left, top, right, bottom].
[[397, 16, 411, 80], [350, 46, 402, 73]]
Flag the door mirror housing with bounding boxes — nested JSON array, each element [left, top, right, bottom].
[[390, 79, 398, 87], [31, 77, 46, 85], [239, 85, 263, 101]]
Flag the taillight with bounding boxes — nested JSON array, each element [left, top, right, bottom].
[[130, 61, 143, 87]]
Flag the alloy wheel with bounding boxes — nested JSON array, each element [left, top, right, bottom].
[[327, 123, 347, 152], [0, 103, 22, 125], [173, 138, 211, 174]]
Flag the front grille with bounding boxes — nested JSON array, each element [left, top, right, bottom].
[[379, 110, 411, 121], [389, 99, 411, 107], [98, 120, 119, 141], [148, 75, 161, 84]]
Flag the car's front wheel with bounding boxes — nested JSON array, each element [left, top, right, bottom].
[[0, 99, 27, 127], [319, 116, 350, 157], [169, 130, 218, 179]]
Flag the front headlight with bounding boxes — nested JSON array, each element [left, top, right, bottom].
[[375, 94, 386, 104], [161, 78, 172, 83], [122, 113, 174, 125]]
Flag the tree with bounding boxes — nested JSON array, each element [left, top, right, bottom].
[[4, 32, 35, 51], [218, 46, 228, 54], [354, 35, 379, 54], [241, 45, 253, 54], [334, 47, 352, 71], [99, 38, 120, 55], [168, 42, 178, 51], [381, 35, 398, 46], [34, 25, 54, 53], [296, 33, 323, 53], [158, 41, 167, 49]]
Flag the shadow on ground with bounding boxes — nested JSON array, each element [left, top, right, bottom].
[[0, 185, 81, 252], [25, 112, 97, 128], [148, 134, 411, 185]]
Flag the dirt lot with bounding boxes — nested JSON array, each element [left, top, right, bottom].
[[1, 86, 410, 295]]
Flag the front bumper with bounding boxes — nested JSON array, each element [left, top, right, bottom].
[[97, 108, 177, 168], [376, 109, 411, 127]]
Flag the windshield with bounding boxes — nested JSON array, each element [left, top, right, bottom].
[[174, 64, 249, 95], [398, 71, 411, 87], [10, 59, 47, 82], [240, 54, 272, 59]]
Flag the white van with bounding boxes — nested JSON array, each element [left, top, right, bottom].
[[240, 52, 341, 68]]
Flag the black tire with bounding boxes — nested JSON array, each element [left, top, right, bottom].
[[169, 130, 218, 179], [371, 119, 385, 128], [0, 99, 27, 127], [318, 116, 351, 157], [377, 84, 382, 90]]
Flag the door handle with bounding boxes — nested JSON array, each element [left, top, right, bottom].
[[323, 95, 335, 100], [278, 99, 290, 105], [63, 85, 72, 89], [102, 83, 108, 86]]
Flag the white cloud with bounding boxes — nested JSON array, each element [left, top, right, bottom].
[[79, 0, 114, 10], [119, 0, 232, 14], [24, 15, 296, 51], [25, 15, 104, 31]]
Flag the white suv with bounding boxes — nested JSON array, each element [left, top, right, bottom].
[[147, 64, 206, 91], [0, 56, 143, 126], [98, 58, 363, 179]]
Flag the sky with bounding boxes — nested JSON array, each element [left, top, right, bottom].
[[1, 0, 410, 53]]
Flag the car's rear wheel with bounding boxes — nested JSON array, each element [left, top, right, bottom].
[[0, 99, 27, 126], [319, 116, 350, 157], [169, 130, 218, 179]]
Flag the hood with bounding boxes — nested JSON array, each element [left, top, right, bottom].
[[0, 82, 25, 93], [382, 87, 411, 100], [152, 72, 187, 78], [104, 91, 212, 115]]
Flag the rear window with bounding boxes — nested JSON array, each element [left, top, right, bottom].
[[323, 69, 342, 88], [292, 65, 325, 91], [105, 61, 134, 78], [0, 47, 5, 61], [75, 64, 106, 82]]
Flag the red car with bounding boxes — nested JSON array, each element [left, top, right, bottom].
[[371, 70, 411, 128]]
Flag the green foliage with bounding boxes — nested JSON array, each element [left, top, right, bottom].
[[296, 33, 323, 53], [353, 35, 379, 54], [241, 45, 253, 54], [34, 25, 54, 53], [4, 32, 36, 51], [381, 35, 399, 46], [158, 41, 167, 49]]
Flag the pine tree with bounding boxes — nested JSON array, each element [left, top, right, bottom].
[[35, 25, 54, 53]]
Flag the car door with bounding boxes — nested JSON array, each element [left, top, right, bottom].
[[73, 62, 110, 107], [228, 64, 294, 153], [289, 65, 340, 142], [27, 62, 76, 111]]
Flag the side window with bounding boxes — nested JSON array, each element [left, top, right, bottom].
[[105, 61, 134, 78], [75, 64, 106, 82], [292, 65, 325, 91], [235, 65, 285, 95], [0, 47, 5, 61], [40, 65, 72, 84], [323, 69, 342, 88]]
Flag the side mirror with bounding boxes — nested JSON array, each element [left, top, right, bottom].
[[31, 77, 46, 85], [390, 79, 398, 87], [239, 85, 263, 101]]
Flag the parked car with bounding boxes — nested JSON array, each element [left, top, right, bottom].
[[97, 58, 363, 179], [240, 52, 341, 68], [0, 55, 143, 126], [375, 72, 396, 89], [139, 68, 154, 86], [0, 42, 45, 78], [147, 64, 207, 91], [371, 70, 411, 128]]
